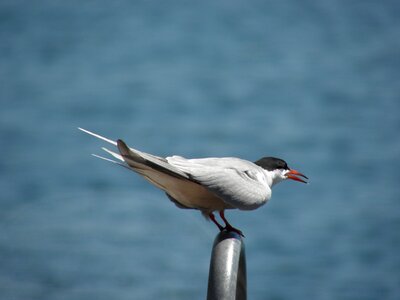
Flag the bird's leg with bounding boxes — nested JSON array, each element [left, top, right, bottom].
[[219, 210, 244, 237], [209, 212, 224, 231]]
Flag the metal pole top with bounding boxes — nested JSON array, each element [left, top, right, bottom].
[[207, 231, 247, 300]]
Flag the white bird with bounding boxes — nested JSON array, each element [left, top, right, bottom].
[[79, 128, 308, 236]]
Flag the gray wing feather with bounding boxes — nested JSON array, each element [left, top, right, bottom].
[[167, 157, 270, 210], [117, 139, 191, 180], [79, 128, 192, 180]]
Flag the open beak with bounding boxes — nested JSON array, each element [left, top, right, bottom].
[[286, 169, 308, 184]]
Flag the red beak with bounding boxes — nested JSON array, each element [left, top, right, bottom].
[[286, 169, 308, 184]]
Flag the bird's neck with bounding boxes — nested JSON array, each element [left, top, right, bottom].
[[264, 169, 284, 187]]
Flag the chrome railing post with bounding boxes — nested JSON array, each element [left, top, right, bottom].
[[207, 231, 247, 300]]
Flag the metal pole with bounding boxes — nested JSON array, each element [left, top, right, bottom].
[[207, 231, 247, 300]]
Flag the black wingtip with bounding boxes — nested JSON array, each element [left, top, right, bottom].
[[116, 139, 129, 155]]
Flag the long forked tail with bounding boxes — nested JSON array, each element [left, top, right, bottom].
[[78, 127, 127, 167], [78, 128, 190, 180]]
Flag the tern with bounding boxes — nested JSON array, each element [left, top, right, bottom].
[[79, 128, 308, 236]]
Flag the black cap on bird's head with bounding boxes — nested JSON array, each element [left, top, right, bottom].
[[254, 157, 308, 184], [254, 157, 289, 171]]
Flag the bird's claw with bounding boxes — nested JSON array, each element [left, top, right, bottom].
[[223, 225, 245, 237]]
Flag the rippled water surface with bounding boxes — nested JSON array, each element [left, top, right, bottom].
[[1, 1, 399, 299]]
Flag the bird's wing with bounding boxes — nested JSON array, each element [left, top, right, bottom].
[[167, 156, 270, 210], [78, 128, 191, 180], [116, 139, 191, 180]]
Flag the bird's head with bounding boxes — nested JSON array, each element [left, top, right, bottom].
[[254, 157, 308, 186]]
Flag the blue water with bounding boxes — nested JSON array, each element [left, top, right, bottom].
[[1, 1, 400, 299]]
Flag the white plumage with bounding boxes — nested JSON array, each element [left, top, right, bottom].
[[79, 128, 307, 236]]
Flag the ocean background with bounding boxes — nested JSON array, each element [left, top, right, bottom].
[[1, 1, 399, 299]]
